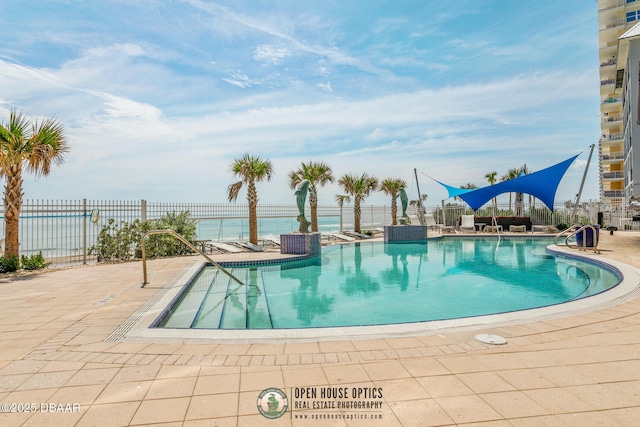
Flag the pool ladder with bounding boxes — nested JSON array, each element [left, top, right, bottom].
[[140, 229, 244, 287], [553, 224, 601, 254]]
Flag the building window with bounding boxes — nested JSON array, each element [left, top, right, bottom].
[[627, 11, 639, 22], [628, 0, 637, 4]]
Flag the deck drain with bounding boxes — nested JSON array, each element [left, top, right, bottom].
[[475, 334, 507, 345], [94, 294, 116, 306]]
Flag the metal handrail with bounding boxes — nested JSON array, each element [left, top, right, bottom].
[[553, 224, 600, 254], [141, 229, 244, 287]]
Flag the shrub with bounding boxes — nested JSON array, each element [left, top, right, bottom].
[[90, 211, 198, 262], [89, 218, 143, 262], [0, 255, 20, 273], [21, 252, 50, 270], [140, 211, 198, 258]]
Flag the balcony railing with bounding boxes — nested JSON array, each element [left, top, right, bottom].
[[601, 151, 625, 161], [599, 40, 618, 49], [598, 0, 625, 12], [601, 97, 621, 104], [600, 17, 626, 30], [600, 58, 617, 67], [601, 133, 623, 142], [601, 78, 616, 86], [602, 171, 624, 179], [601, 114, 622, 123], [603, 190, 624, 198]]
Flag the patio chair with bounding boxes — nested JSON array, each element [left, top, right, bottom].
[[233, 242, 265, 252], [460, 215, 476, 233], [343, 231, 372, 239], [425, 213, 444, 231], [330, 233, 357, 242], [210, 242, 246, 253]]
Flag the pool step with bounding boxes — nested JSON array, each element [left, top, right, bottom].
[[162, 267, 220, 328], [218, 268, 273, 329], [191, 269, 235, 328]]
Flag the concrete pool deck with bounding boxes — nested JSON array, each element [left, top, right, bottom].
[[1, 232, 640, 426]]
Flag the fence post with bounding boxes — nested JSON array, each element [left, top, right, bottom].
[[82, 198, 87, 265], [141, 199, 147, 222]]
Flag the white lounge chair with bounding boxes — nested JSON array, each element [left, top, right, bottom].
[[210, 242, 245, 253], [343, 231, 371, 239], [425, 213, 444, 232], [233, 242, 265, 252], [460, 215, 476, 233], [331, 233, 356, 242]]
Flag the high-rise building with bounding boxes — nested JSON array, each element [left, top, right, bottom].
[[597, 0, 640, 204]]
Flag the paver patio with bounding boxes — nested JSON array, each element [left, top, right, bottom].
[[0, 232, 639, 426]]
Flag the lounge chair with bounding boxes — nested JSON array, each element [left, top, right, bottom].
[[343, 231, 372, 239], [210, 242, 245, 253], [233, 242, 265, 252], [260, 237, 281, 247], [425, 213, 444, 232], [509, 225, 526, 233], [330, 233, 357, 242], [460, 215, 476, 233]]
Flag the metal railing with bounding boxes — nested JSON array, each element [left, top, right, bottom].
[[0, 198, 627, 266], [140, 229, 244, 287], [554, 225, 601, 254]]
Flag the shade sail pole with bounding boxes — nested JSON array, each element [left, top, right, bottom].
[[414, 168, 425, 224], [571, 144, 595, 224]]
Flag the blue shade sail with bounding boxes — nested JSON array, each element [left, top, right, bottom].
[[434, 154, 580, 211]]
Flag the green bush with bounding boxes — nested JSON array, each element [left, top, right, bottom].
[[141, 211, 198, 258], [21, 252, 50, 270], [90, 211, 198, 262], [89, 218, 144, 262], [0, 255, 20, 273]]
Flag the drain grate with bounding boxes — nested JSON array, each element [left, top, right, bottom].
[[105, 289, 170, 342]]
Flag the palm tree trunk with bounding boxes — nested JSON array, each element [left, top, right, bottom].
[[354, 198, 361, 233], [391, 197, 398, 225], [4, 164, 23, 259], [247, 181, 258, 244], [310, 190, 319, 233]]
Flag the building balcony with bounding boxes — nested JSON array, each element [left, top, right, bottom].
[[599, 17, 626, 31], [601, 133, 623, 143], [601, 113, 622, 123], [602, 171, 624, 180], [601, 151, 625, 161], [603, 190, 624, 198], [601, 78, 616, 86], [601, 97, 621, 105], [600, 58, 617, 68], [599, 40, 618, 50], [598, 0, 625, 12]]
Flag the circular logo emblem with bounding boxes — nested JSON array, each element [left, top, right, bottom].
[[257, 388, 288, 419]]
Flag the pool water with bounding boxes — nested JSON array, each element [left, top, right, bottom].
[[156, 239, 620, 330]]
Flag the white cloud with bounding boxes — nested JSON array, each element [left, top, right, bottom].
[[253, 45, 293, 65]]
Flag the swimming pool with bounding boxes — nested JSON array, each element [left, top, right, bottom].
[[154, 238, 621, 330]]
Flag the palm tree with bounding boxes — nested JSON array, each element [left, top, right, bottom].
[[338, 173, 379, 233], [227, 154, 273, 244], [501, 168, 520, 211], [288, 161, 334, 232], [379, 178, 407, 225], [335, 194, 351, 232], [520, 164, 534, 210], [0, 110, 69, 259], [485, 171, 498, 214]]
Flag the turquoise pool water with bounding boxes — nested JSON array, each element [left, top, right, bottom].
[[155, 239, 621, 330]]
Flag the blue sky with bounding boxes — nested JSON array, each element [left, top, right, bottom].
[[0, 0, 600, 206]]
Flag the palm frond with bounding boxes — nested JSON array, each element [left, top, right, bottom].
[[227, 181, 243, 202]]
